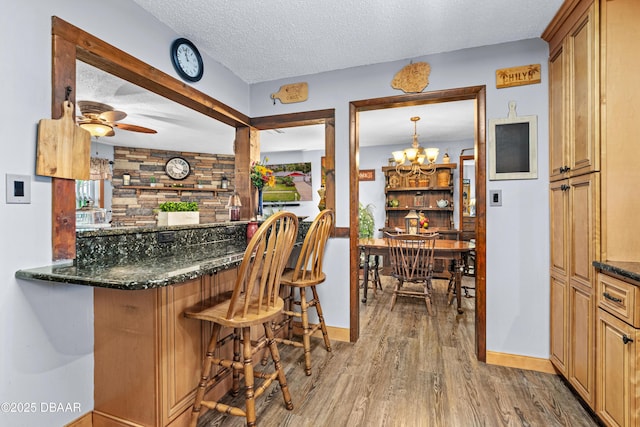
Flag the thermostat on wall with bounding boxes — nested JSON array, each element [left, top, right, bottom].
[[6, 174, 31, 204]]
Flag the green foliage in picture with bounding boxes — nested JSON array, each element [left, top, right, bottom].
[[158, 201, 199, 212]]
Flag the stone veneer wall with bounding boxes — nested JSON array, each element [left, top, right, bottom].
[[111, 147, 235, 226]]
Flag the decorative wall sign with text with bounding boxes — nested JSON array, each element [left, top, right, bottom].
[[271, 82, 308, 104], [391, 62, 431, 93], [358, 169, 375, 181], [496, 64, 541, 89]]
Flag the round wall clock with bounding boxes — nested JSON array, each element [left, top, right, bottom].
[[170, 38, 204, 82], [165, 157, 191, 180]]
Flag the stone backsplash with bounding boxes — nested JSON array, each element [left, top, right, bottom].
[[75, 220, 311, 269], [111, 147, 235, 227], [76, 223, 248, 268]]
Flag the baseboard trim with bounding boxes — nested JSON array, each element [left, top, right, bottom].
[[291, 321, 350, 342], [486, 350, 557, 374], [64, 411, 92, 427]]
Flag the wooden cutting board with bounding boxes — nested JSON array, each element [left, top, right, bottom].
[[36, 101, 91, 179]]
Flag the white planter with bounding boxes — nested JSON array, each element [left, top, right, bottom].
[[157, 211, 200, 226]]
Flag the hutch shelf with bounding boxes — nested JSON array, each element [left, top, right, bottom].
[[382, 164, 456, 231]]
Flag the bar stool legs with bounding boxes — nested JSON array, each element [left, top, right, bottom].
[[274, 285, 332, 376], [189, 323, 293, 427]]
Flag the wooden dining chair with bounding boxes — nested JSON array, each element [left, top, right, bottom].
[[272, 209, 334, 376], [384, 231, 438, 314], [184, 211, 299, 427]]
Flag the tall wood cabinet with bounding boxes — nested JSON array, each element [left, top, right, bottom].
[[545, 0, 640, 422], [382, 164, 456, 231], [544, 0, 600, 409]]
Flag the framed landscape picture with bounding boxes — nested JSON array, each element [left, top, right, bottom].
[[263, 162, 312, 203]]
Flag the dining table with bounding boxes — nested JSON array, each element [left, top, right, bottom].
[[358, 237, 475, 313]]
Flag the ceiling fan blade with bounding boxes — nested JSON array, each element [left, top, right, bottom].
[[114, 122, 158, 134], [100, 110, 127, 122]]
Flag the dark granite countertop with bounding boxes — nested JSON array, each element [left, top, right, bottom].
[[16, 219, 311, 290], [593, 260, 640, 283], [15, 250, 246, 291]]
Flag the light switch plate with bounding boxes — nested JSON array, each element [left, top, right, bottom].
[[489, 189, 502, 207], [6, 174, 31, 204]]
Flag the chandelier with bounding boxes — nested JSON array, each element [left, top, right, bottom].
[[391, 116, 439, 176]]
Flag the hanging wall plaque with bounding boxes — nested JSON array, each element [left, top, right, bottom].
[[271, 82, 308, 104], [391, 62, 431, 93]]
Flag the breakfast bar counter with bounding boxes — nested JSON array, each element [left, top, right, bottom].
[[15, 249, 245, 290], [15, 220, 309, 427]]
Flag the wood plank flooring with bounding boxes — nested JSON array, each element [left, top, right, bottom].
[[199, 276, 598, 426]]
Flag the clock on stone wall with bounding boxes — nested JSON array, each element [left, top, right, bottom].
[[165, 157, 190, 180]]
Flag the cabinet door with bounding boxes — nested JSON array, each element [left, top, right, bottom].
[[597, 308, 639, 427], [569, 173, 599, 291], [550, 180, 569, 277], [550, 272, 568, 375], [568, 3, 599, 177], [160, 278, 207, 426], [569, 282, 595, 408], [549, 46, 567, 180]]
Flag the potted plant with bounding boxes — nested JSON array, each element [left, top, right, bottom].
[[358, 203, 375, 238], [157, 201, 199, 226], [149, 176, 159, 187]]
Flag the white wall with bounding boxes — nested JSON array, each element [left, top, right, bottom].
[[1, 3, 551, 425], [250, 38, 551, 359], [1, 1, 248, 425]]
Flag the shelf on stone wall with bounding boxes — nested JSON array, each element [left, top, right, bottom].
[[120, 185, 232, 196]]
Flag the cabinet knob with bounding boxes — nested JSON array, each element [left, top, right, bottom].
[[622, 335, 634, 345], [560, 184, 570, 191]]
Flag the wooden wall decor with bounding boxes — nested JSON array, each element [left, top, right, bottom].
[[37, 101, 91, 179], [391, 62, 431, 93], [271, 82, 308, 104], [496, 64, 541, 89]]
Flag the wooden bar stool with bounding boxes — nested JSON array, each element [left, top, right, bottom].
[[272, 209, 334, 376], [184, 212, 298, 427]]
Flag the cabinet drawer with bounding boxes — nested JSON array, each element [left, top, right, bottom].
[[597, 273, 640, 328]]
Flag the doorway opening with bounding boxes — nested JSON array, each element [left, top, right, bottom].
[[349, 87, 487, 361]]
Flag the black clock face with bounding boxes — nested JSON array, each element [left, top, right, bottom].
[[170, 38, 203, 82], [165, 157, 190, 180]]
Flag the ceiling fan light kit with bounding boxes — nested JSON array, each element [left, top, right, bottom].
[[80, 120, 114, 137], [76, 100, 157, 137]]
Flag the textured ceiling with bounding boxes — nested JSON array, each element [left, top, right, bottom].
[[131, 0, 563, 84], [78, 0, 563, 154]]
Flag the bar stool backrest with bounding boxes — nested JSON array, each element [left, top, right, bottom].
[[226, 211, 298, 320], [290, 209, 334, 282]]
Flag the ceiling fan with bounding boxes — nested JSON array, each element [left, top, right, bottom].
[[77, 100, 157, 137]]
